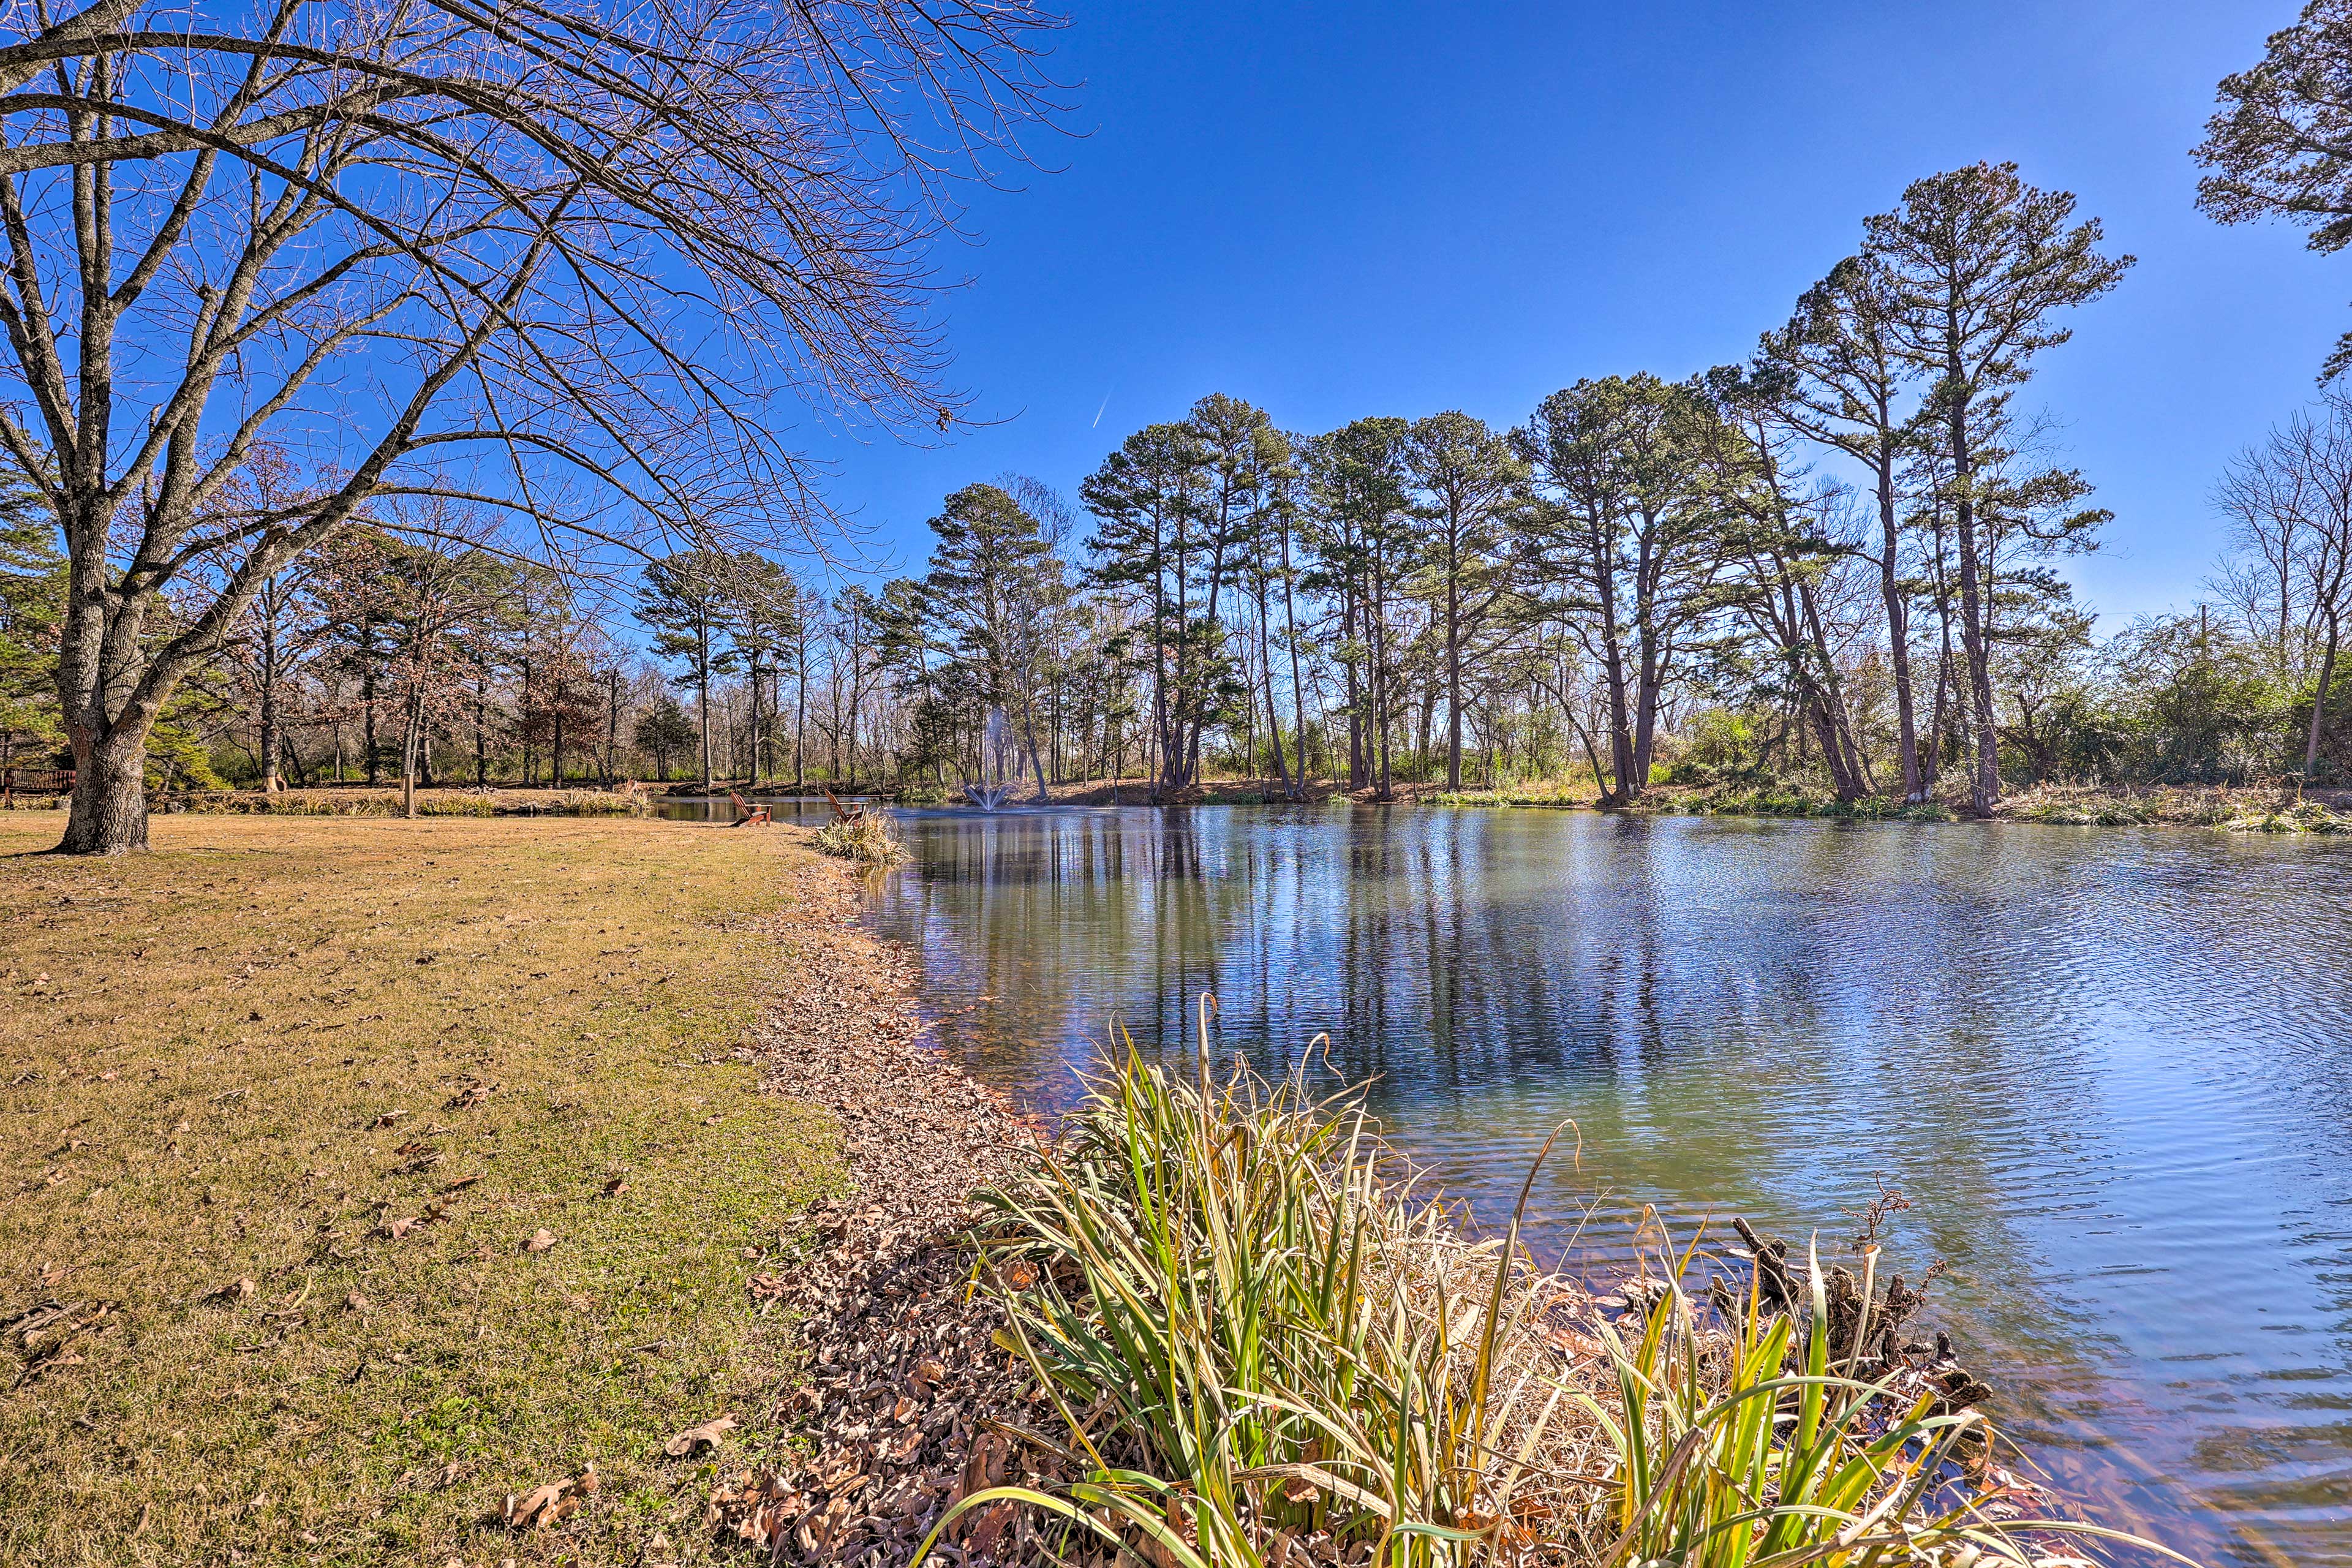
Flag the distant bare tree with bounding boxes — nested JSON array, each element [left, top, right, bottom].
[[2216, 390, 2352, 773], [0, 0, 1064, 851]]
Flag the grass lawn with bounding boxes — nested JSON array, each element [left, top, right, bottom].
[[0, 814, 839, 1566]]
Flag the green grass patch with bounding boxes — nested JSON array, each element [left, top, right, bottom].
[[0, 816, 835, 1566]]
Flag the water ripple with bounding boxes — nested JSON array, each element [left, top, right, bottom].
[[864, 807, 2352, 1566]]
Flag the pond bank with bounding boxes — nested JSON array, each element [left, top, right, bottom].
[[725, 857, 1039, 1560], [1427, 776, 2352, 831], [759, 854, 2133, 1568]]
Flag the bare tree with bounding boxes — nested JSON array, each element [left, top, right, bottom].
[[0, 0, 1063, 851], [2217, 390, 2352, 773]]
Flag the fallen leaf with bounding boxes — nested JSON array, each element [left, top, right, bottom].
[[522, 1229, 556, 1253], [381, 1217, 420, 1240], [440, 1174, 479, 1194], [664, 1414, 736, 1457], [502, 1482, 565, 1530], [22, 1350, 83, 1379], [371, 1110, 407, 1129], [747, 1273, 786, 1302], [211, 1277, 257, 1303], [600, 1176, 628, 1197], [344, 1291, 368, 1313]]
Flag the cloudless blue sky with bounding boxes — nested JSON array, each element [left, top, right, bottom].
[[802, 1, 2329, 625]]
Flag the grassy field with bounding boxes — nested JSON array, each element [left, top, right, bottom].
[[0, 815, 837, 1567]]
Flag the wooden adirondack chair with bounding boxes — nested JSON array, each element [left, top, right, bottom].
[[728, 790, 771, 827], [821, 786, 863, 825]]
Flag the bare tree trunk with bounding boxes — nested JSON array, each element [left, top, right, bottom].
[[606, 668, 620, 785], [1878, 453, 1923, 800], [1259, 586, 1292, 798], [698, 620, 714, 794], [402, 692, 421, 818], [1948, 381, 2001, 814], [363, 622, 382, 785], [1446, 568, 1464, 791], [1798, 578, 1873, 798], [259, 618, 283, 794], [1343, 594, 1364, 790], [2309, 615, 2342, 775]]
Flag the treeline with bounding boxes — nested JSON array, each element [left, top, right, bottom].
[[6, 163, 2351, 806], [0, 509, 888, 796], [878, 162, 2352, 808]]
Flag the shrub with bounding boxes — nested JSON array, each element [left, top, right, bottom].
[[813, 812, 905, 864], [935, 1046, 2160, 1567]]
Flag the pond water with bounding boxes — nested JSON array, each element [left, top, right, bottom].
[[858, 804, 2352, 1567]]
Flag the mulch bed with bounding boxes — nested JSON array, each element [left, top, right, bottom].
[[715, 859, 1059, 1566]]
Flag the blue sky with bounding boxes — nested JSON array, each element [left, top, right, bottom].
[[801, 1, 2331, 625]]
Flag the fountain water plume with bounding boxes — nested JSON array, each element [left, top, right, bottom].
[[965, 707, 1015, 811]]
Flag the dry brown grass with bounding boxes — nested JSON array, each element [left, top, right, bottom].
[[0, 815, 838, 1566]]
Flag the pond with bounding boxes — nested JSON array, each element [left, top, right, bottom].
[[860, 804, 2352, 1567]]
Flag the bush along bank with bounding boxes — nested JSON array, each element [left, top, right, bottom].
[[919, 1047, 2166, 1568]]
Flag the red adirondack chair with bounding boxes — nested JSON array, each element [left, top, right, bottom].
[[728, 790, 771, 827]]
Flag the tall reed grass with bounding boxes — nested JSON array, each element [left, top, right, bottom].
[[925, 1022, 2179, 1568], [813, 812, 906, 864]]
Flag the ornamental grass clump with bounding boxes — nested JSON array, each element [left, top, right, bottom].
[[930, 1028, 2176, 1568], [814, 812, 906, 864]]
